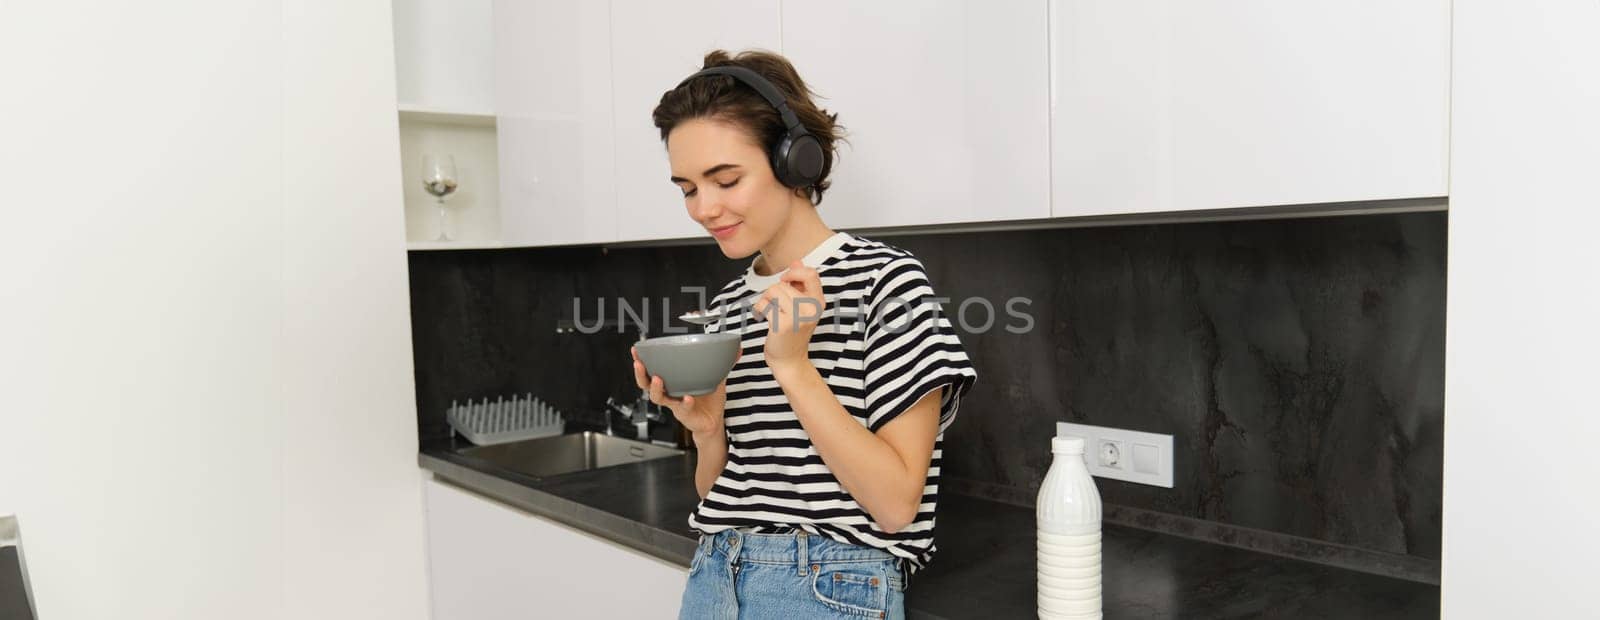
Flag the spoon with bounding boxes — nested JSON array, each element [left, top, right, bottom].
[[680, 284, 801, 325], [679, 292, 761, 325], [678, 307, 722, 325]]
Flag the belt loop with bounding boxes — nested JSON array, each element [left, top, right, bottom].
[[796, 530, 809, 576]]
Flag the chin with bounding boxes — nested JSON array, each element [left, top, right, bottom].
[[714, 237, 759, 260]]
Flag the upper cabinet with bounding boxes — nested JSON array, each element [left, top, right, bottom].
[[472, 0, 1453, 248], [609, 0, 783, 243], [1050, 0, 1450, 217], [395, 0, 500, 248], [392, 0, 495, 115], [494, 0, 616, 246], [781, 1, 1052, 229]]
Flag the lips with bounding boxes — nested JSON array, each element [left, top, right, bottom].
[[709, 223, 740, 239]]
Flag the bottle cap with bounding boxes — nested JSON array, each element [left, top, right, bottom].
[[1052, 436, 1085, 455]]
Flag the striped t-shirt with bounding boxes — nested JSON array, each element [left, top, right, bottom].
[[688, 231, 978, 572]]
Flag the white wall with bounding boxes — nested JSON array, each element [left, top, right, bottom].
[[1444, 1, 1600, 617], [281, 0, 432, 617], [0, 1, 430, 618]]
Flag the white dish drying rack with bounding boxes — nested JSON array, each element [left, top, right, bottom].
[[447, 393, 566, 446]]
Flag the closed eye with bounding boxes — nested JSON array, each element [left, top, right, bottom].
[[681, 177, 739, 198]]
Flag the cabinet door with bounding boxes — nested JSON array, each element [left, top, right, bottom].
[[393, 0, 495, 113], [1051, 1, 1449, 217], [610, 0, 783, 243], [494, 0, 617, 246], [782, 0, 1051, 229], [424, 478, 687, 619]]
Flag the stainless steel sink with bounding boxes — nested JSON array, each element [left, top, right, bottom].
[[459, 431, 684, 479]]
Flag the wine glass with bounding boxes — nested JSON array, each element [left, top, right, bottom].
[[422, 154, 459, 241]]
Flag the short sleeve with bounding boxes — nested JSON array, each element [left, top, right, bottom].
[[863, 256, 977, 433]]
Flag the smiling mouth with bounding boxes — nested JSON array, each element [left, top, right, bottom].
[[709, 223, 740, 237]]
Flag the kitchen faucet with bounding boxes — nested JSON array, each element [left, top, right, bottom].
[[557, 311, 681, 443], [606, 318, 665, 442], [604, 394, 661, 442]]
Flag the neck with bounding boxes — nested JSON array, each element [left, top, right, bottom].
[[754, 198, 835, 276]]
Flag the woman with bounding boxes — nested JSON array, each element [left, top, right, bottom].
[[630, 49, 977, 619]]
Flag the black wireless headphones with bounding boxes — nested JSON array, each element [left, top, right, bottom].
[[675, 65, 826, 190]]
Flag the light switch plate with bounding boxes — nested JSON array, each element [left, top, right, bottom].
[[1057, 422, 1174, 488]]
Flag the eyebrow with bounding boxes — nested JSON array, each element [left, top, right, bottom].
[[670, 163, 743, 184]]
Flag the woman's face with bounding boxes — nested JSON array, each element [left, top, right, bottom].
[[667, 118, 795, 259]]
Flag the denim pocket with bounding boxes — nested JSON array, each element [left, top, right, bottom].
[[811, 563, 888, 617]]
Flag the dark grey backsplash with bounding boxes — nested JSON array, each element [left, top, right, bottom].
[[407, 241, 733, 442], [407, 211, 1445, 562]]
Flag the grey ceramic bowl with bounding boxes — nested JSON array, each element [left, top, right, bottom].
[[634, 332, 742, 397]]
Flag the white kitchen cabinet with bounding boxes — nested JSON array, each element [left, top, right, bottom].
[[1050, 0, 1450, 217], [493, 0, 617, 247], [424, 478, 686, 619], [392, 0, 495, 115], [781, 0, 1052, 229], [400, 119, 502, 245], [610, 0, 784, 243], [393, 0, 502, 249]]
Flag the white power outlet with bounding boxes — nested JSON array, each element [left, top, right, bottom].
[[1057, 422, 1174, 488], [1098, 440, 1124, 469]]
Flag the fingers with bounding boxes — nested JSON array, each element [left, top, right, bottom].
[[752, 287, 782, 331], [631, 347, 649, 390], [751, 288, 784, 321], [775, 284, 828, 332], [770, 286, 800, 332], [749, 292, 764, 319], [636, 346, 697, 415], [768, 285, 797, 314], [780, 260, 821, 294], [646, 373, 666, 403], [647, 374, 684, 409], [756, 284, 797, 316], [754, 264, 824, 329]]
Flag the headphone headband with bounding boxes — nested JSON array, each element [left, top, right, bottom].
[[673, 63, 825, 190], [676, 65, 806, 134]]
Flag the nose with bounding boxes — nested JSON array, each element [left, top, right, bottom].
[[689, 192, 723, 224]]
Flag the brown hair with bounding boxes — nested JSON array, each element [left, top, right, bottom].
[[652, 49, 844, 206]]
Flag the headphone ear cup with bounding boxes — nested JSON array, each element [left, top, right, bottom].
[[775, 133, 824, 189], [770, 135, 795, 187]]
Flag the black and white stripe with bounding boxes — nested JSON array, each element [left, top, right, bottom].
[[688, 232, 977, 573]]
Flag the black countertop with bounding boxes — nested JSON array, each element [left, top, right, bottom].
[[419, 439, 1439, 619]]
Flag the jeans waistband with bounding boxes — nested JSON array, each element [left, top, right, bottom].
[[705, 528, 896, 571]]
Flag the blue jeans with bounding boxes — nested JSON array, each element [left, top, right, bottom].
[[679, 529, 907, 619]]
